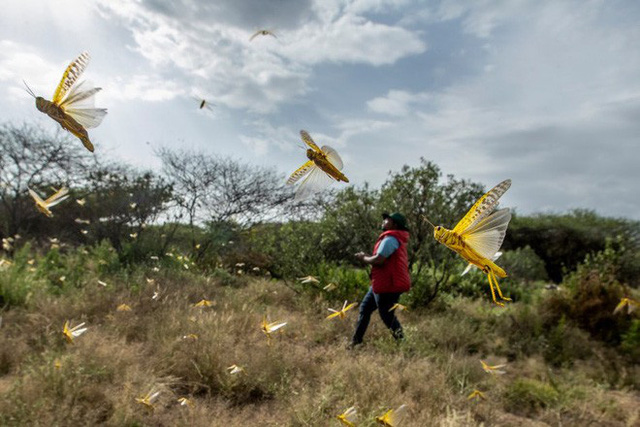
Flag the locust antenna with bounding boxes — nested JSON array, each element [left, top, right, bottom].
[[23, 80, 36, 98], [422, 215, 436, 228]]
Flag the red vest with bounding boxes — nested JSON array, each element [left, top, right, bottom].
[[371, 230, 411, 293]]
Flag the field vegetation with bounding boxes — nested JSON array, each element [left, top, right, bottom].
[[1, 123, 639, 426]]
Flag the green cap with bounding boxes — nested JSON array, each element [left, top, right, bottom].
[[382, 212, 409, 231]]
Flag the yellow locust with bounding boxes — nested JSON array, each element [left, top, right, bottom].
[[336, 406, 357, 426], [326, 301, 357, 320], [261, 316, 287, 340], [62, 320, 87, 343], [428, 179, 512, 306], [613, 297, 639, 315], [136, 390, 160, 410], [249, 29, 277, 41], [287, 130, 349, 200], [25, 52, 107, 152], [467, 389, 486, 401], [375, 404, 407, 426], [480, 360, 507, 375], [28, 186, 69, 217]]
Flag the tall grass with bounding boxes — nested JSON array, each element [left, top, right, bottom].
[[0, 245, 638, 426]]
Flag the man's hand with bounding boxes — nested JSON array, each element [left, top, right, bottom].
[[355, 252, 386, 266]]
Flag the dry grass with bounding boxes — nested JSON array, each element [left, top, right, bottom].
[[0, 260, 639, 426]]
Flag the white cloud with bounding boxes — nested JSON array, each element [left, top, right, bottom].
[[434, 0, 530, 38], [239, 119, 300, 155], [367, 89, 431, 116], [0, 40, 63, 100], [102, 74, 183, 103], [346, 0, 412, 15], [93, 0, 425, 113], [0, 40, 182, 106], [2, 0, 639, 219], [335, 118, 394, 146], [353, 0, 640, 218], [280, 13, 425, 66]]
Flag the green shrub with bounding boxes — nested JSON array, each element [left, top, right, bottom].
[[210, 268, 246, 288], [504, 378, 560, 415], [0, 245, 47, 307], [505, 210, 639, 283], [501, 304, 545, 358], [543, 316, 593, 367], [621, 319, 640, 360], [444, 263, 486, 301], [314, 263, 370, 302], [542, 240, 630, 345], [500, 246, 548, 283], [89, 240, 121, 274], [246, 221, 324, 279]]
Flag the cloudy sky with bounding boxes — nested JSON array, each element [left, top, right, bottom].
[[1, 0, 639, 219]]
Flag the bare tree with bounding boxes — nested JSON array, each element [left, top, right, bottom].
[[157, 147, 296, 229], [0, 123, 93, 237], [156, 147, 218, 246], [79, 163, 173, 252]]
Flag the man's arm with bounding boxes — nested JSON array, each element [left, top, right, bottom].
[[355, 252, 386, 266], [355, 236, 399, 266]]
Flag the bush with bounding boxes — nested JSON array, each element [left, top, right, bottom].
[[0, 245, 47, 307], [209, 268, 246, 288], [500, 246, 548, 283], [314, 263, 370, 303], [246, 221, 324, 279], [621, 319, 640, 360], [500, 304, 545, 358], [504, 378, 560, 416], [505, 210, 640, 283], [440, 262, 486, 301], [542, 240, 631, 345], [543, 316, 593, 367]]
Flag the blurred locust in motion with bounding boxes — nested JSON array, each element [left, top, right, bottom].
[[135, 390, 160, 410], [249, 29, 277, 41], [375, 404, 407, 426], [62, 320, 87, 343], [28, 186, 69, 217], [614, 297, 639, 315], [336, 406, 357, 426], [467, 389, 486, 401], [326, 300, 357, 320], [261, 316, 287, 342], [481, 360, 507, 375], [191, 95, 215, 111]]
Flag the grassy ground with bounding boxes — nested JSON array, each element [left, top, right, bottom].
[[0, 255, 638, 426]]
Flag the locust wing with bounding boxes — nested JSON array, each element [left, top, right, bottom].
[[52, 52, 90, 104], [294, 163, 335, 200], [320, 145, 344, 170], [461, 208, 511, 260], [453, 179, 511, 235], [60, 81, 107, 129], [300, 130, 321, 153]]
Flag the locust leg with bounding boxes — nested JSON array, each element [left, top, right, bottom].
[[491, 269, 511, 302], [486, 270, 503, 307], [60, 115, 95, 152]]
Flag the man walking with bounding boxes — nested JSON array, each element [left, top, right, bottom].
[[352, 212, 411, 346]]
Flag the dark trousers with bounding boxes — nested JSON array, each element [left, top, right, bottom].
[[352, 287, 404, 345]]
